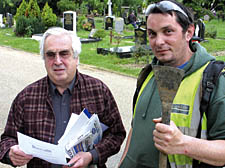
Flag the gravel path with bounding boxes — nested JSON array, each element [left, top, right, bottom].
[[0, 46, 136, 168]]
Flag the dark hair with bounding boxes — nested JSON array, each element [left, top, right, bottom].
[[148, 0, 194, 33]]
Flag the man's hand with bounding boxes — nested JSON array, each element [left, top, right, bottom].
[[153, 118, 186, 155], [63, 152, 93, 168], [9, 145, 33, 166]]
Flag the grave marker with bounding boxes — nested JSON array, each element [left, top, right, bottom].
[[63, 11, 76, 34], [0, 14, 4, 28], [135, 27, 147, 45], [105, 16, 113, 30], [115, 17, 124, 33], [6, 13, 13, 28]]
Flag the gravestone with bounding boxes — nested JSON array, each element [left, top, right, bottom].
[[88, 29, 97, 38], [0, 14, 4, 28], [6, 13, 13, 28], [87, 17, 95, 29], [138, 21, 146, 29], [115, 17, 124, 33], [105, 16, 113, 30], [194, 19, 205, 42], [204, 15, 210, 22], [63, 11, 76, 34], [135, 27, 147, 45]]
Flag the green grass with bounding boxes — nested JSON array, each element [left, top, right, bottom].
[[1, 19, 225, 77]]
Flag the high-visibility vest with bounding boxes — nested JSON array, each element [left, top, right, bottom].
[[134, 63, 209, 168]]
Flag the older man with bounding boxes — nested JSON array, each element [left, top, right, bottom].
[[0, 27, 126, 168]]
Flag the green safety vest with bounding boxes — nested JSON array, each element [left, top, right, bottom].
[[134, 63, 209, 168]]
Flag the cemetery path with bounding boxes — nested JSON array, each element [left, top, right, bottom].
[[0, 46, 136, 168]]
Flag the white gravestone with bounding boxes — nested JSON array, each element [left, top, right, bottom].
[[0, 14, 4, 28], [115, 17, 124, 33], [63, 11, 76, 35], [204, 15, 210, 21]]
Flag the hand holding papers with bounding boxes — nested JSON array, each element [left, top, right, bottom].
[[17, 132, 68, 165], [18, 108, 108, 165]]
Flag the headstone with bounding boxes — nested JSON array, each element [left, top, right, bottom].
[[135, 27, 147, 45], [194, 19, 205, 41], [63, 11, 76, 34], [105, 16, 113, 30], [88, 29, 97, 38], [87, 17, 95, 29], [204, 15, 210, 21], [115, 18, 124, 33], [138, 21, 146, 29], [0, 14, 4, 28], [6, 13, 13, 28]]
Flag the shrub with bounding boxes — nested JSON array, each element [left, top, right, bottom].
[[77, 15, 86, 31], [41, 2, 57, 29], [15, 16, 45, 37], [93, 29, 107, 39], [27, 17, 45, 34], [15, 15, 29, 36], [205, 26, 217, 39], [56, 17, 63, 27], [25, 0, 41, 18], [14, 0, 27, 21], [82, 22, 92, 31], [57, 0, 76, 14]]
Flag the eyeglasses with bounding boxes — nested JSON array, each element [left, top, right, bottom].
[[145, 1, 188, 18], [45, 50, 72, 60]]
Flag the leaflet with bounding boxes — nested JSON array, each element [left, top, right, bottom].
[[17, 108, 107, 165], [17, 132, 68, 165]]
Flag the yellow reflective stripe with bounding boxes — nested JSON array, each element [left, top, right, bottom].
[[168, 154, 192, 167], [171, 63, 208, 128], [133, 71, 154, 118], [202, 114, 207, 130]]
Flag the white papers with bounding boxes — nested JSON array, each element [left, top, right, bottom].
[[64, 113, 103, 158], [18, 109, 106, 165], [17, 132, 68, 165]]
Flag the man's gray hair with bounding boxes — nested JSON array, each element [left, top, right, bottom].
[[39, 27, 81, 59]]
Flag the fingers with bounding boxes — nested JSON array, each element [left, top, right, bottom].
[[9, 145, 33, 166], [153, 120, 184, 154], [66, 152, 92, 168], [153, 117, 162, 123]]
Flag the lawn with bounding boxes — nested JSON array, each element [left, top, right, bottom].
[[0, 18, 225, 77]]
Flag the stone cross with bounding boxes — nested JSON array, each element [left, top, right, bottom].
[[107, 0, 112, 16]]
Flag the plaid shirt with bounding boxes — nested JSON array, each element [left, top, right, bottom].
[[0, 71, 126, 168]]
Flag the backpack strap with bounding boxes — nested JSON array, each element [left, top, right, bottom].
[[193, 60, 225, 168], [200, 60, 225, 119]]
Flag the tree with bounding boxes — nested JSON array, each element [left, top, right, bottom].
[[42, 2, 57, 29], [25, 0, 41, 18], [57, 0, 76, 14], [14, 0, 28, 21], [0, 0, 15, 15]]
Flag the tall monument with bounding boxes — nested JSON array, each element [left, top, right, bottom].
[[107, 0, 112, 16]]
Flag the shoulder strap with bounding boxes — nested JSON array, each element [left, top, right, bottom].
[[193, 60, 225, 168], [200, 60, 225, 119]]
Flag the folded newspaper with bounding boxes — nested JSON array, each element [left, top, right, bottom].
[[18, 108, 108, 165]]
